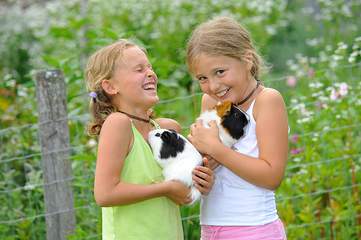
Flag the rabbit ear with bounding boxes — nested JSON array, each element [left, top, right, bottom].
[[161, 130, 181, 145], [159, 130, 186, 159], [161, 131, 172, 142], [216, 101, 232, 117], [170, 130, 180, 140], [168, 129, 177, 134]]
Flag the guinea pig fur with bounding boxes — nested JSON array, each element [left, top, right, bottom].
[[148, 129, 203, 205], [197, 101, 249, 148]]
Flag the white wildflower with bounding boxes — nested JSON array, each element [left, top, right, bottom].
[[332, 55, 343, 61], [87, 139, 97, 148], [24, 184, 35, 191], [339, 82, 348, 96], [337, 42, 347, 50], [325, 45, 333, 52]]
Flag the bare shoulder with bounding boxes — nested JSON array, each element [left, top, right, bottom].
[[100, 112, 132, 139], [201, 94, 218, 112], [155, 118, 181, 133], [256, 88, 286, 108], [258, 87, 285, 102], [254, 87, 287, 119]]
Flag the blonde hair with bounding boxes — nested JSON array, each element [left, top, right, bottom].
[[186, 16, 265, 80], [85, 39, 138, 136]]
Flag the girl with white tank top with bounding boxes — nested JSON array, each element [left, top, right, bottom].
[[200, 98, 279, 226], [186, 16, 289, 240]]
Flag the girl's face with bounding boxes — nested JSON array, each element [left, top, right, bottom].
[[192, 53, 251, 103], [111, 46, 159, 109]]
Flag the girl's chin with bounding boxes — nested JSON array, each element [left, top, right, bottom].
[[214, 95, 234, 103], [153, 96, 160, 103], [145, 90, 158, 97], [147, 95, 159, 105]]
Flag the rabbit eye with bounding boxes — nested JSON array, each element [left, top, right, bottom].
[[155, 133, 161, 137]]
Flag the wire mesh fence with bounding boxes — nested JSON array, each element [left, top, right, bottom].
[[0, 62, 360, 239]]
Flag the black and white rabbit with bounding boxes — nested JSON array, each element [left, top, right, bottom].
[[148, 101, 249, 204], [148, 129, 203, 205], [197, 101, 249, 147]]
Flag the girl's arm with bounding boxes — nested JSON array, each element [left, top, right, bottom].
[[94, 113, 191, 207], [189, 89, 288, 190], [199, 94, 221, 170]]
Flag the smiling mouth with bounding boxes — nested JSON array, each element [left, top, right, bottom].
[[216, 88, 230, 98], [143, 82, 157, 91]]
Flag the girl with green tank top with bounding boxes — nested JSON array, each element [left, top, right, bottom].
[[85, 39, 214, 240], [102, 122, 183, 240]]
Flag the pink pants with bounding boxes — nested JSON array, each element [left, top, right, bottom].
[[201, 219, 287, 240]]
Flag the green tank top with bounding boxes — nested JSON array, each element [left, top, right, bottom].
[[102, 121, 184, 240]]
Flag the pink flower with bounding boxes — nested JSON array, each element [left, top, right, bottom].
[[315, 101, 327, 109], [307, 68, 315, 78], [286, 76, 297, 87], [290, 134, 299, 143], [330, 88, 340, 100], [291, 148, 304, 155]]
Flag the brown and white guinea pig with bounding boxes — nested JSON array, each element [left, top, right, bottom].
[[148, 129, 203, 205], [197, 101, 250, 147]]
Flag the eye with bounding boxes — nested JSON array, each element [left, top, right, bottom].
[[155, 133, 160, 137], [215, 69, 225, 76], [197, 76, 207, 83], [135, 65, 145, 72]]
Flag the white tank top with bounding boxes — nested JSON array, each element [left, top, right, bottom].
[[200, 99, 279, 226]]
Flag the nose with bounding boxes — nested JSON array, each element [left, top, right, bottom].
[[208, 78, 221, 93], [147, 68, 157, 79]]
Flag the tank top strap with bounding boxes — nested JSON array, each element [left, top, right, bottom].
[[149, 118, 160, 129], [127, 118, 160, 130], [246, 98, 257, 114]]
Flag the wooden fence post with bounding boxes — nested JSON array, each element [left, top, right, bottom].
[[35, 69, 75, 240]]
